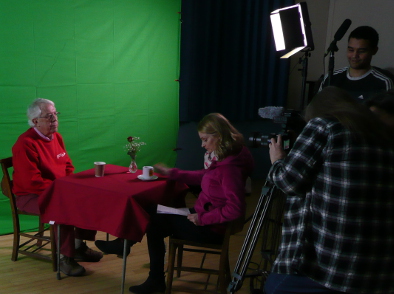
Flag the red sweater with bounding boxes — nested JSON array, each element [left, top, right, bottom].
[[12, 128, 74, 196]]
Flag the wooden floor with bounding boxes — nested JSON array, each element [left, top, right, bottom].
[[0, 180, 274, 294]]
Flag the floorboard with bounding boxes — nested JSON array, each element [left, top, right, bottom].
[[0, 180, 276, 294]]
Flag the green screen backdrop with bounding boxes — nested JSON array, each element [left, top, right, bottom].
[[0, 0, 181, 234]]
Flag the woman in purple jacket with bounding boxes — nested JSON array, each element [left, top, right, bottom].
[[96, 113, 254, 294]]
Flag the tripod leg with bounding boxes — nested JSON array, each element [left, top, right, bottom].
[[228, 182, 277, 293]]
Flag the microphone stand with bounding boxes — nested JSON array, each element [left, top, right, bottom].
[[327, 41, 338, 86]]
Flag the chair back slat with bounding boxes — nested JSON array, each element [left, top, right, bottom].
[[0, 157, 21, 214], [0, 157, 13, 199], [0, 157, 19, 217]]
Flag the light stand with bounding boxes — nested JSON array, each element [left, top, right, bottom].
[[270, 2, 314, 110], [299, 50, 310, 109]]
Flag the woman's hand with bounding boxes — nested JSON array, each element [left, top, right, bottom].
[[269, 135, 287, 164], [187, 213, 200, 226], [153, 163, 171, 175]]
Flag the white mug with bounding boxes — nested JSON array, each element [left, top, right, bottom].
[[94, 162, 106, 177], [142, 166, 154, 179]]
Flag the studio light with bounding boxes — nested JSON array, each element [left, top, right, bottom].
[[270, 2, 314, 58]]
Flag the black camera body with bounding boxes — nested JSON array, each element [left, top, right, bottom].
[[249, 107, 305, 150], [249, 132, 291, 149]]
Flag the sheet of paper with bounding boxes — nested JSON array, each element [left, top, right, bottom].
[[156, 204, 190, 216]]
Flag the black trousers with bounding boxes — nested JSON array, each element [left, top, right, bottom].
[[146, 209, 224, 278]]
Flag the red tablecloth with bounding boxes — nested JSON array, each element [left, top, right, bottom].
[[39, 164, 188, 242]]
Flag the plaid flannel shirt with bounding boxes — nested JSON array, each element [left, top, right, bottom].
[[268, 117, 394, 293]]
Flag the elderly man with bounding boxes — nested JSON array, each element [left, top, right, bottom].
[[12, 98, 102, 276]]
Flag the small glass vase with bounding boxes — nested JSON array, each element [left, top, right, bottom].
[[129, 156, 138, 173]]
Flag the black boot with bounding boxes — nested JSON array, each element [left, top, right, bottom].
[[95, 238, 133, 258], [129, 275, 166, 294]]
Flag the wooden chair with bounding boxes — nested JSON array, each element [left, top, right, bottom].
[[0, 156, 57, 271], [165, 217, 244, 294]]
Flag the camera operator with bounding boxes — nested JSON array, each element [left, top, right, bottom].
[[264, 86, 394, 294]]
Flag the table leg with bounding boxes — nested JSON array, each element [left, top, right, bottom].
[[57, 224, 61, 280], [121, 239, 128, 293]]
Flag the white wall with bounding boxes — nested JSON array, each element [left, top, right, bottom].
[[287, 0, 394, 110]]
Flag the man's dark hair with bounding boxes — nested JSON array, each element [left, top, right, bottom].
[[348, 26, 379, 48]]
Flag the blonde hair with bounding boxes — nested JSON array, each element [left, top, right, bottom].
[[197, 113, 243, 160]]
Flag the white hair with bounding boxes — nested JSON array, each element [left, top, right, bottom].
[[27, 98, 55, 127]]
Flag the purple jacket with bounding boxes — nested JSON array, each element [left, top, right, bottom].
[[169, 146, 254, 234]]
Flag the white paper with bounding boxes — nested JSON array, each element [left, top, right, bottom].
[[157, 204, 190, 216]]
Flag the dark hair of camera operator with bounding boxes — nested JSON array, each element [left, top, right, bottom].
[[264, 86, 394, 294], [364, 89, 394, 130]]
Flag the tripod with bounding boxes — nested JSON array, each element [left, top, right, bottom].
[[228, 181, 286, 294]]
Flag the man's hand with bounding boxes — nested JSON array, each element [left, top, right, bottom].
[[269, 135, 287, 164], [187, 213, 200, 226]]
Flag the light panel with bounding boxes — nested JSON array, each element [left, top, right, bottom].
[[270, 2, 314, 58]]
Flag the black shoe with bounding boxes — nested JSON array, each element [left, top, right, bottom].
[[60, 256, 86, 277], [129, 276, 166, 293], [74, 242, 103, 262], [95, 238, 132, 257]]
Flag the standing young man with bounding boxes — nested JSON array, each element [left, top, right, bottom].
[[319, 26, 393, 101]]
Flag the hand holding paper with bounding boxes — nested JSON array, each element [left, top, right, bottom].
[[157, 204, 190, 216]]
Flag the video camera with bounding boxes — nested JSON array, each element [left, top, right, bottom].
[[249, 106, 305, 150]]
